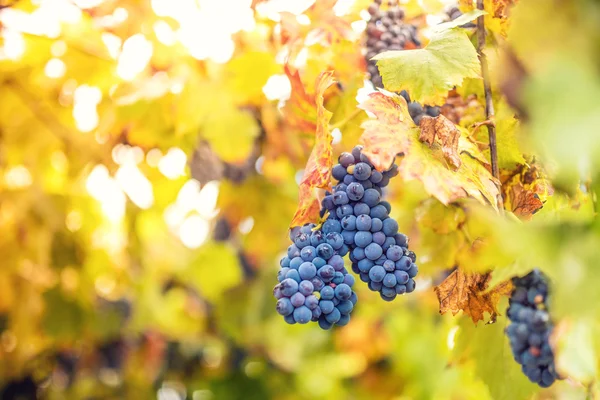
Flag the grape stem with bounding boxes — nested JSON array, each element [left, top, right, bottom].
[[476, 0, 504, 212]]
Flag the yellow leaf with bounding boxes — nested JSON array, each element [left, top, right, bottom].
[[225, 51, 281, 105], [358, 90, 414, 171]]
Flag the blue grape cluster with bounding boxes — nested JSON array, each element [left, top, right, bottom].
[[321, 146, 418, 301], [274, 145, 417, 329], [506, 270, 560, 387], [274, 223, 358, 329]]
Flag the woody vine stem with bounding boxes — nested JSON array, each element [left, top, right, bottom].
[[476, 0, 504, 211]]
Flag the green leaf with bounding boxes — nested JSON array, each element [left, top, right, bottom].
[[555, 318, 599, 384], [182, 242, 243, 303], [431, 10, 487, 32], [454, 310, 538, 400], [374, 29, 481, 104]]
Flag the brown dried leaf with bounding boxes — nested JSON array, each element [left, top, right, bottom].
[[419, 115, 461, 170], [508, 183, 544, 219], [290, 72, 336, 228], [434, 269, 513, 323]]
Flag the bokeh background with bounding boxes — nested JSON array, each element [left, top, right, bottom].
[[1, 0, 599, 399]]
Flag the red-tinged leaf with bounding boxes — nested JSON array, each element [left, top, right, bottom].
[[357, 91, 415, 171], [290, 72, 336, 228], [306, 0, 355, 45], [279, 12, 302, 45], [282, 65, 318, 133]]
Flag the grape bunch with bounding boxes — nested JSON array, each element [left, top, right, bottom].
[[364, 0, 419, 89], [321, 146, 418, 301], [505, 270, 560, 387], [274, 223, 358, 329]]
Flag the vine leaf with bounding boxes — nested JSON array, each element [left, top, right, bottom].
[[282, 65, 318, 133], [357, 90, 415, 171], [290, 72, 336, 228], [357, 91, 500, 208], [373, 11, 484, 104], [419, 115, 461, 170], [507, 183, 544, 219], [434, 269, 513, 323]]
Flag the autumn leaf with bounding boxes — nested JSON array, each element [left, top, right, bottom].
[[358, 91, 500, 207], [306, 0, 355, 45], [434, 269, 513, 323], [373, 10, 484, 104], [282, 65, 319, 133], [507, 183, 543, 219], [357, 90, 415, 171], [419, 115, 461, 170], [290, 72, 336, 228], [401, 137, 500, 208]]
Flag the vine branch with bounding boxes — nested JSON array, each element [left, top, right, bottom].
[[476, 0, 504, 211]]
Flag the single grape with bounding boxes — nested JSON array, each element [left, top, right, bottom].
[[317, 265, 335, 282], [312, 257, 326, 268], [406, 279, 416, 293], [336, 204, 354, 219], [305, 295, 319, 310], [408, 263, 418, 278], [394, 270, 409, 285], [370, 170, 383, 183], [291, 292, 306, 307], [332, 164, 347, 181], [300, 246, 316, 261], [325, 307, 341, 324], [362, 189, 381, 207], [382, 218, 399, 236], [339, 152, 355, 167], [370, 218, 383, 232], [370, 205, 388, 220], [290, 256, 303, 270], [395, 284, 407, 294], [298, 262, 317, 280], [333, 272, 344, 285], [341, 215, 357, 230], [320, 300, 334, 314], [347, 182, 365, 201], [356, 214, 372, 231], [343, 274, 355, 287], [318, 316, 333, 330], [333, 190, 349, 205], [386, 245, 403, 261], [299, 280, 314, 296], [309, 230, 326, 247], [364, 243, 383, 261], [354, 231, 373, 248], [285, 269, 301, 283], [316, 243, 334, 260], [329, 255, 344, 271], [287, 244, 301, 258], [342, 229, 357, 245], [368, 280, 383, 291], [335, 284, 352, 301], [278, 267, 290, 282], [383, 273, 397, 288], [352, 247, 366, 261], [354, 202, 370, 216], [358, 258, 374, 273], [276, 298, 294, 316], [320, 286, 335, 300], [369, 265, 386, 282], [293, 306, 312, 324]]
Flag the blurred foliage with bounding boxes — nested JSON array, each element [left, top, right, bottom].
[[0, 0, 599, 399]]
